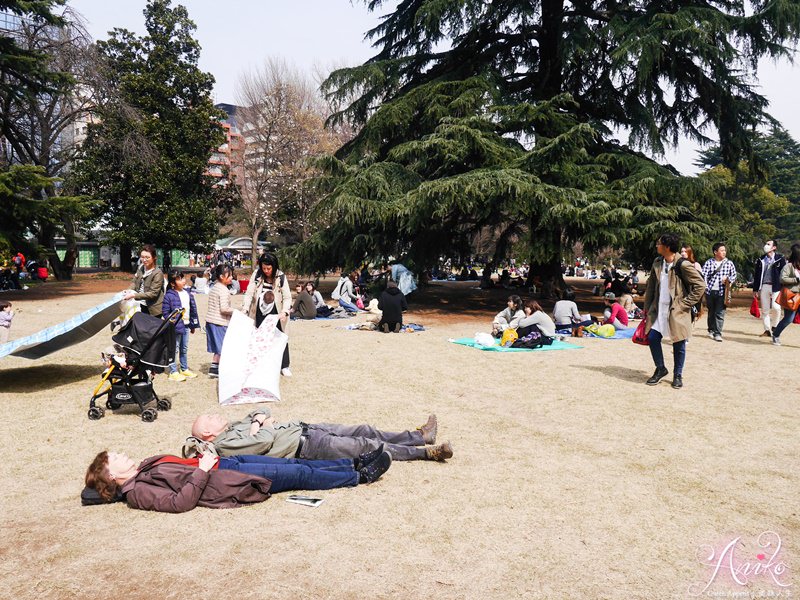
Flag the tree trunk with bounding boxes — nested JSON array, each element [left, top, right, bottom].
[[120, 242, 133, 272], [527, 228, 568, 299], [250, 223, 262, 265]]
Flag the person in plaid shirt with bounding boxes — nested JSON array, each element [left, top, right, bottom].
[[701, 242, 737, 342]]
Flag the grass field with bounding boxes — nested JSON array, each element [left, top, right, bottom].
[[0, 277, 796, 599]]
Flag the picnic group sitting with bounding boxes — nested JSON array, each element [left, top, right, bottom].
[[491, 295, 558, 348], [490, 290, 639, 345], [83, 410, 452, 513]]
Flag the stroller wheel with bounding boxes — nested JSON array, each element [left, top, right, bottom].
[[156, 397, 172, 411], [88, 406, 105, 420], [141, 408, 158, 422]]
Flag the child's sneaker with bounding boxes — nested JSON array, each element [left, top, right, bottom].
[[209, 364, 219, 378], [168, 371, 187, 382], [180, 369, 198, 379]]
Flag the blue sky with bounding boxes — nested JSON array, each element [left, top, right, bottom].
[[68, 0, 800, 175]]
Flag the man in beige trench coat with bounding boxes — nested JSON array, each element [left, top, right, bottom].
[[643, 233, 706, 389]]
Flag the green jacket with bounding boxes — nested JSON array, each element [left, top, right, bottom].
[[130, 266, 165, 317], [213, 410, 303, 458]]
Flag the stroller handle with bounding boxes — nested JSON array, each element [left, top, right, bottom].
[[166, 308, 184, 324]]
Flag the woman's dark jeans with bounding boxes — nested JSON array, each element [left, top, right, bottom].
[[772, 308, 797, 339], [218, 455, 358, 493]]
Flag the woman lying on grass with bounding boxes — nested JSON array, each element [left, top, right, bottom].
[[83, 447, 391, 513]]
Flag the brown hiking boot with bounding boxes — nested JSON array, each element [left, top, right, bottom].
[[418, 414, 437, 444], [426, 441, 453, 462]]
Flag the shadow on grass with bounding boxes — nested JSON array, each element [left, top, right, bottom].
[[573, 364, 646, 384], [0, 364, 99, 393]]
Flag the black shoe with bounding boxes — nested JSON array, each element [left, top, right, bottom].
[[671, 376, 683, 389], [358, 451, 392, 484], [646, 367, 668, 385], [354, 443, 384, 471]]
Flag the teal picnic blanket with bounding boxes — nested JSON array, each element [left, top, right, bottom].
[[449, 337, 581, 352]]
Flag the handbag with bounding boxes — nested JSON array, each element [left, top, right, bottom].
[[777, 287, 800, 311], [632, 319, 649, 346], [723, 279, 733, 307], [749, 297, 761, 318]]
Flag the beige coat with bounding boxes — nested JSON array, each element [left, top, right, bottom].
[[241, 269, 292, 328], [644, 256, 705, 342], [206, 282, 233, 326], [779, 262, 800, 292]]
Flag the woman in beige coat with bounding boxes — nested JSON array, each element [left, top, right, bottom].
[[241, 253, 293, 375], [771, 243, 800, 346]]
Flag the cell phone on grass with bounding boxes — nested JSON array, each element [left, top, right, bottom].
[[285, 495, 324, 508]]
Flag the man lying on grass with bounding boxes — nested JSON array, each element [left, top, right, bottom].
[[186, 411, 453, 462]]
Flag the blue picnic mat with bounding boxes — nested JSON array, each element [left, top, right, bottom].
[[582, 325, 637, 339], [0, 293, 124, 360], [449, 337, 581, 352]]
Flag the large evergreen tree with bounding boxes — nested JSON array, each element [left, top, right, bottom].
[[289, 0, 800, 292], [72, 0, 231, 271]]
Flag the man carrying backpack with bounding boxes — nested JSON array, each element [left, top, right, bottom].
[[643, 233, 706, 389]]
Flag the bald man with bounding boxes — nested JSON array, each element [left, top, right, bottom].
[[187, 411, 453, 462]]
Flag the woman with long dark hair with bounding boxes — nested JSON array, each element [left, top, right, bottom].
[[241, 253, 293, 375], [771, 243, 800, 346], [517, 299, 556, 337]]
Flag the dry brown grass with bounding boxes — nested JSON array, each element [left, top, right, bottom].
[[0, 280, 797, 599]]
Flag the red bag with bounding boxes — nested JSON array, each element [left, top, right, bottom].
[[750, 297, 761, 318], [632, 319, 649, 346]]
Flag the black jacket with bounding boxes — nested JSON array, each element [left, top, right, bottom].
[[752, 253, 786, 291], [378, 287, 408, 324]]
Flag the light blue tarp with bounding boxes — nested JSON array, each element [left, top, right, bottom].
[[449, 337, 582, 352], [0, 293, 123, 360]]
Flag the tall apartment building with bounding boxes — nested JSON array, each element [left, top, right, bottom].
[[210, 103, 244, 184]]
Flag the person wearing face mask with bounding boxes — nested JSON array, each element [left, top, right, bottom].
[[752, 240, 786, 337]]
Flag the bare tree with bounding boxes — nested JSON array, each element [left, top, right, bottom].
[[0, 7, 99, 278], [234, 58, 341, 263]]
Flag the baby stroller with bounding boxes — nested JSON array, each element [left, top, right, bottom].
[[88, 309, 181, 422]]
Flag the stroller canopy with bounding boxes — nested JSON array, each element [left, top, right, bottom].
[[112, 312, 175, 368]]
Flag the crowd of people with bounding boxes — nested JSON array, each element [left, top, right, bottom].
[[75, 244, 452, 513], [5, 235, 798, 514], [480, 234, 800, 389]]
